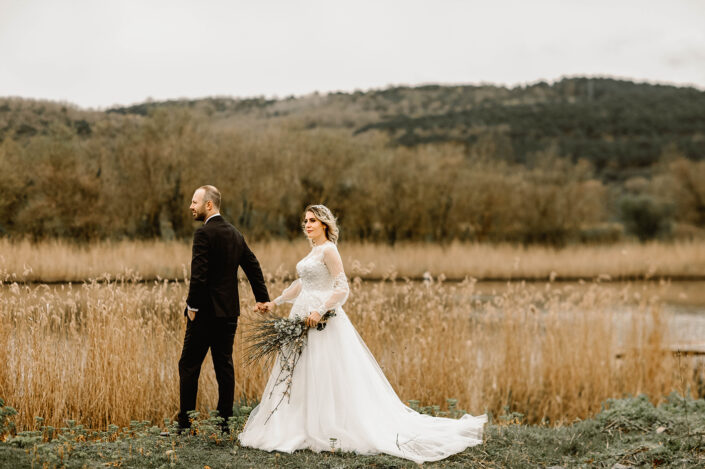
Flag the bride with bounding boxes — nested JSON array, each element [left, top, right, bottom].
[[238, 205, 486, 463]]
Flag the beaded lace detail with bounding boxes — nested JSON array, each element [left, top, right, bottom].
[[273, 242, 349, 313]]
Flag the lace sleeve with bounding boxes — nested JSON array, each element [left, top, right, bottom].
[[312, 244, 349, 314], [273, 279, 302, 306]]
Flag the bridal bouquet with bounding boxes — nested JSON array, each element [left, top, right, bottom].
[[244, 310, 336, 423]]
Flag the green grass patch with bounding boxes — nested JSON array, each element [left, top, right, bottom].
[[1, 395, 704, 468]]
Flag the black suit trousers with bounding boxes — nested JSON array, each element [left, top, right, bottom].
[[178, 313, 238, 427]]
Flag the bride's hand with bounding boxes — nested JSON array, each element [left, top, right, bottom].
[[306, 311, 322, 328]]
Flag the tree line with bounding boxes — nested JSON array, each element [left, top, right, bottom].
[[1, 78, 704, 244]]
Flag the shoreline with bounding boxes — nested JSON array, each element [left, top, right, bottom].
[[3, 239, 705, 285]]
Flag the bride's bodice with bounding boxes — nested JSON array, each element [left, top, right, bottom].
[[296, 244, 334, 293], [273, 241, 349, 314]]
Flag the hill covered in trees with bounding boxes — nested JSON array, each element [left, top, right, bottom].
[[104, 78, 705, 180], [1, 77, 704, 244]]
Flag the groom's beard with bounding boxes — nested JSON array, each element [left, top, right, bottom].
[[192, 208, 207, 221]]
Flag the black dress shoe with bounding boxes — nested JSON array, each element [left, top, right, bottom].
[[159, 426, 188, 437], [173, 425, 190, 436]]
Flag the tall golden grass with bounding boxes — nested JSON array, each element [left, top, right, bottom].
[[0, 273, 697, 431], [2, 239, 705, 282]]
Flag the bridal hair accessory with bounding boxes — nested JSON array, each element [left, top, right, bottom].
[[244, 310, 337, 423]]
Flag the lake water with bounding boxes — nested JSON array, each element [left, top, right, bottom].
[[478, 280, 705, 345]]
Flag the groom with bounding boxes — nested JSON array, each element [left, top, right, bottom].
[[177, 185, 270, 431]]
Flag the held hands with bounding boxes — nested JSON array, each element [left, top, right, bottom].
[[252, 302, 322, 326], [305, 311, 322, 328], [254, 302, 276, 314]]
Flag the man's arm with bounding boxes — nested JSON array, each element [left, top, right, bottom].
[[185, 228, 209, 313], [239, 239, 270, 303]]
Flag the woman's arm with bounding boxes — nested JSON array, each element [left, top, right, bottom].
[[274, 278, 302, 306], [256, 278, 302, 313], [307, 245, 349, 327]]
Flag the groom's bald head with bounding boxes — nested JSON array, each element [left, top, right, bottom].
[[198, 185, 221, 210]]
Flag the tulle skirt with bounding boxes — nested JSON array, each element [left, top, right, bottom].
[[238, 295, 487, 463]]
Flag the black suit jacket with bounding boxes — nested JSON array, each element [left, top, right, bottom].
[[185, 215, 269, 318]]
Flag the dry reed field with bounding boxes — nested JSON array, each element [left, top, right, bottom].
[[0, 271, 698, 432], [2, 238, 705, 282]]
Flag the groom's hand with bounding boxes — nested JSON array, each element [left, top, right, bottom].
[[187, 309, 196, 321], [254, 302, 274, 314]]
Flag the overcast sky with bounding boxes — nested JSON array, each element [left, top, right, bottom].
[[1, 0, 704, 109]]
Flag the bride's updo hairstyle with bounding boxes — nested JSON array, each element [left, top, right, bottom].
[[303, 204, 339, 245]]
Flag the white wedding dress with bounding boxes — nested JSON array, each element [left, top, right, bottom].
[[238, 241, 486, 463]]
